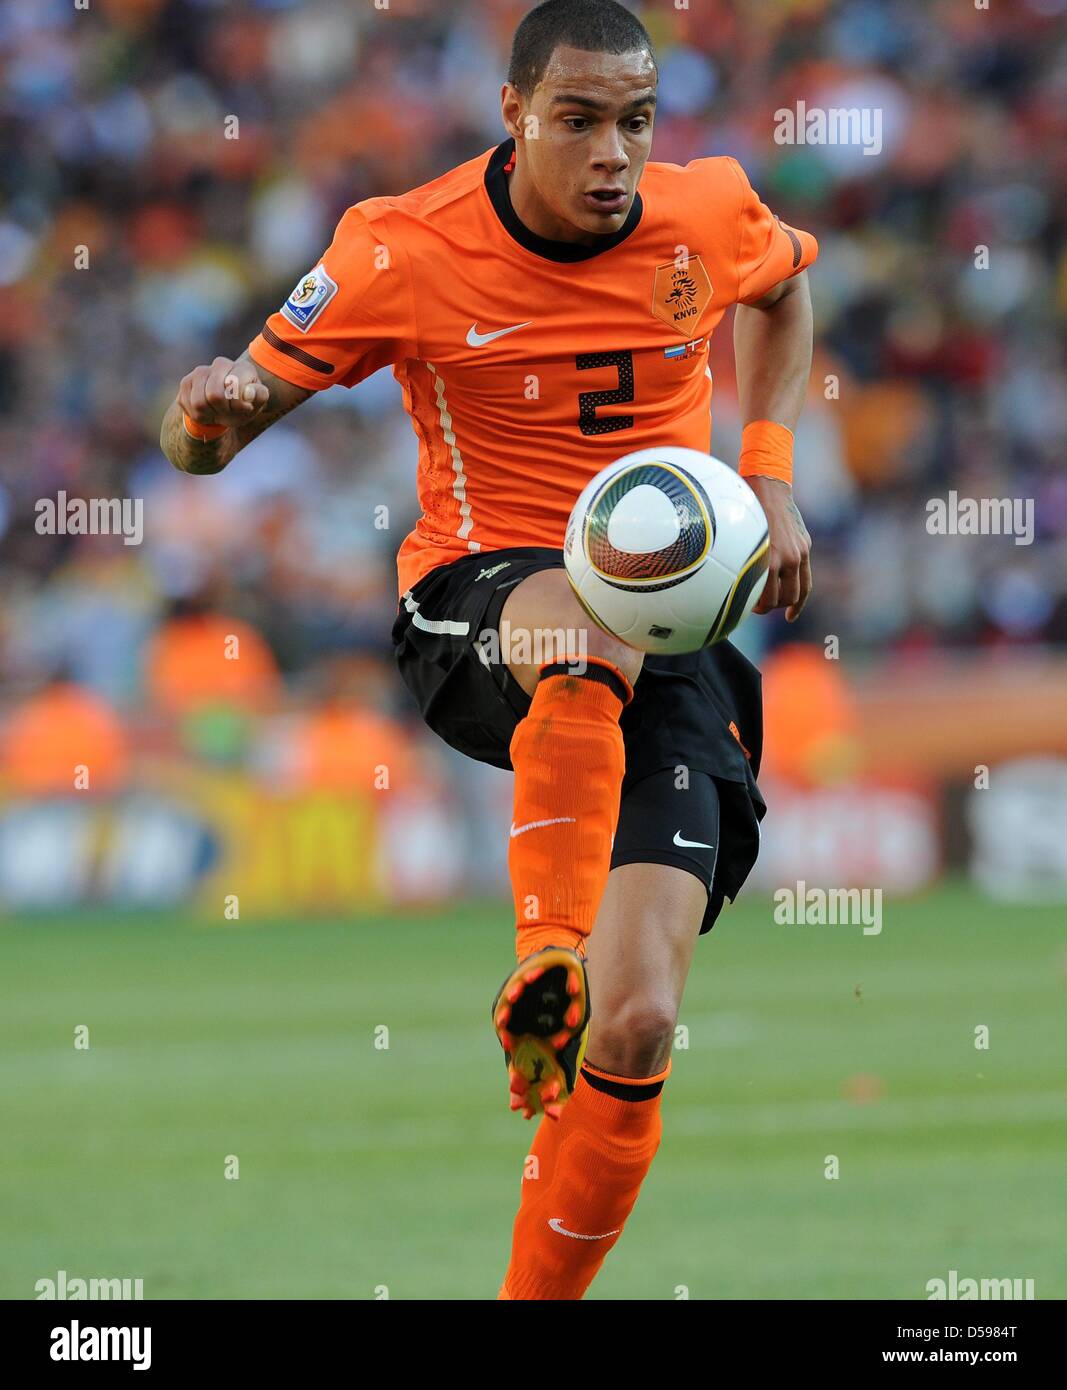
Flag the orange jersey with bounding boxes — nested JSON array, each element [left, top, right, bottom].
[[247, 138, 818, 596]]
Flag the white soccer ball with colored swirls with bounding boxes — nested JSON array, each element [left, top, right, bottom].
[[563, 447, 770, 655]]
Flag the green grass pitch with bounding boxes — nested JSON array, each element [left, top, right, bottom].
[[1, 883, 1064, 1299]]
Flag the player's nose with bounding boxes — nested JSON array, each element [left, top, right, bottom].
[[590, 142, 630, 175]]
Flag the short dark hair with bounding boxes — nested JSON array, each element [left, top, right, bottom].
[[507, 0, 656, 97]]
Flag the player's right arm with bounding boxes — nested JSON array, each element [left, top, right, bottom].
[[161, 201, 416, 475], [159, 352, 311, 476]]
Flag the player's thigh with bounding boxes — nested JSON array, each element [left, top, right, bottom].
[[583, 861, 706, 1077], [499, 566, 643, 696]]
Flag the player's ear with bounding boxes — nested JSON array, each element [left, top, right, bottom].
[[500, 83, 524, 138]]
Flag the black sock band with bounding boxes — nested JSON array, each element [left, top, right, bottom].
[[580, 1066, 666, 1102], [539, 659, 632, 707]]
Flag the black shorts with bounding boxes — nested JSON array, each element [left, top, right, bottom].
[[391, 547, 766, 933]]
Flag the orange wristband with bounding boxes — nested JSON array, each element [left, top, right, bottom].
[[738, 420, 794, 486], [182, 411, 227, 442]]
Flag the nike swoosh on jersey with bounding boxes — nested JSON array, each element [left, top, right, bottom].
[[466, 321, 532, 347], [548, 1217, 621, 1241], [510, 817, 576, 838], [673, 831, 714, 849]]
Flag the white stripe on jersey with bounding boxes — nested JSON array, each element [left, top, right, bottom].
[[426, 361, 480, 552]]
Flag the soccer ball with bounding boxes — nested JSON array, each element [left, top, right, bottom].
[[563, 447, 770, 654]]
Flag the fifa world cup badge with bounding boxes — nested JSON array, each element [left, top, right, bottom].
[[280, 264, 338, 333]]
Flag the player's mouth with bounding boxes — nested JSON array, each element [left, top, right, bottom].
[[584, 187, 629, 215]]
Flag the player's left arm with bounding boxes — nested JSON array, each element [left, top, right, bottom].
[[734, 269, 814, 621]]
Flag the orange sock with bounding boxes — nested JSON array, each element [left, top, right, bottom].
[[499, 1058, 670, 1300], [509, 658, 631, 962], [497, 1111, 565, 1298]]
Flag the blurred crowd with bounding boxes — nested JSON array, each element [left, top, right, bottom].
[[1, 0, 1066, 757]]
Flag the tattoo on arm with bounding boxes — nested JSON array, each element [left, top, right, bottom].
[[161, 359, 311, 475], [236, 378, 311, 447], [785, 495, 810, 541], [160, 406, 235, 475]]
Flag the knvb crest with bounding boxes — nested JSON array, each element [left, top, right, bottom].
[[652, 257, 712, 335]]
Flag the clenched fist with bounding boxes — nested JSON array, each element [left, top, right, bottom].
[[178, 355, 271, 430]]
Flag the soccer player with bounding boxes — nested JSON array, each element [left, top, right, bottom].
[[160, 0, 816, 1300]]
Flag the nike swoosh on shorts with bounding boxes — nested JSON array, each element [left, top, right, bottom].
[[673, 831, 714, 849]]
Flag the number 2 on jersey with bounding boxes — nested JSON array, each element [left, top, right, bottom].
[[576, 350, 635, 436]]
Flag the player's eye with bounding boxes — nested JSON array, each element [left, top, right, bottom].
[[562, 115, 648, 132]]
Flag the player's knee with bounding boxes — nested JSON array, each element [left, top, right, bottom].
[[588, 997, 676, 1078], [580, 625, 643, 687], [500, 567, 643, 694]]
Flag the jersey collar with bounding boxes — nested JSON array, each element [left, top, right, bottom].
[[483, 137, 643, 263]]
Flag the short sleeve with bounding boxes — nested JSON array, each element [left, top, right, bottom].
[[728, 158, 818, 307], [247, 205, 418, 391]]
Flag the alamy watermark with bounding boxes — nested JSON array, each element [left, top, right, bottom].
[[475, 620, 588, 673], [773, 881, 883, 935], [49, 1322, 151, 1371], [926, 1269, 1035, 1301], [35, 492, 143, 546], [774, 101, 882, 157], [926, 492, 1034, 546], [35, 1268, 144, 1300]]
